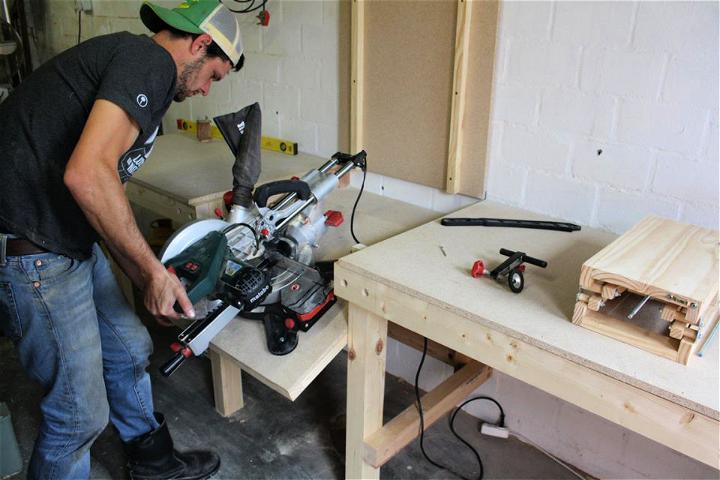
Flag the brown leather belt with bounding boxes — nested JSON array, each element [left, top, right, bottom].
[[5, 238, 49, 256]]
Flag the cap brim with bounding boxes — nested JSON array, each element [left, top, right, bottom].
[[140, 2, 204, 35]]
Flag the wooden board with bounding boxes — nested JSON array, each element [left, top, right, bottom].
[[360, 0, 496, 197], [458, 0, 497, 196], [580, 216, 719, 324], [210, 303, 347, 401], [335, 202, 719, 420]]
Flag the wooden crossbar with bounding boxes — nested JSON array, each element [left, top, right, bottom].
[[363, 361, 492, 468]]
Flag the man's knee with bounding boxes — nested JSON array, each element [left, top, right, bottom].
[[128, 323, 154, 368], [79, 400, 110, 441]]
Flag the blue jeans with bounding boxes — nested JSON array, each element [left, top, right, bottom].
[[0, 243, 160, 479]]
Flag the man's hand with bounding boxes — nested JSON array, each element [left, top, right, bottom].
[[143, 267, 196, 326]]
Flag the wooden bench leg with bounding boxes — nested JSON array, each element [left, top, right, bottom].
[[208, 347, 244, 417], [345, 304, 387, 480]]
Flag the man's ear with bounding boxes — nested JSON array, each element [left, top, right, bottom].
[[190, 33, 213, 57]]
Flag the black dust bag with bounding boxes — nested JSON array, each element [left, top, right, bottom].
[[214, 103, 262, 208]]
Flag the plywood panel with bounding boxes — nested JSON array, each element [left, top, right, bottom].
[[361, 0, 497, 197], [363, 0, 455, 190]]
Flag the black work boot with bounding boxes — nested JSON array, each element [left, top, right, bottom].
[[124, 413, 220, 480]]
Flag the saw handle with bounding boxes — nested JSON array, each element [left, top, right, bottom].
[[160, 351, 187, 377], [253, 179, 312, 208]]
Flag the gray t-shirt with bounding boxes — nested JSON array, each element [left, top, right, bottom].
[[0, 32, 176, 259]]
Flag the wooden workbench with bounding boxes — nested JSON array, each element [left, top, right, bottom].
[[126, 133, 442, 415], [334, 201, 720, 477]]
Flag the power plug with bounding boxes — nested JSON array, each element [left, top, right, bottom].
[[480, 422, 509, 439]]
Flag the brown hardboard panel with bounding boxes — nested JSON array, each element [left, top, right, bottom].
[[362, 0, 496, 196], [363, 0, 456, 190], [458, 0, 497, 197]]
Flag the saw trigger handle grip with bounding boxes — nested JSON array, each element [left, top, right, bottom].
[[160, 351, 187, 377], [253, 179, 312, 208]]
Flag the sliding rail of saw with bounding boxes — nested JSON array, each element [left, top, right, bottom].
[[158, 150, 367, 376]]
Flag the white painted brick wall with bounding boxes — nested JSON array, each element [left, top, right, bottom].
[[487, 0, 719, 232]]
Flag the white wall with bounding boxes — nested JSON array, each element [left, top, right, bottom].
[[486, 1, 719, 233], [36, 1, 718, 478]]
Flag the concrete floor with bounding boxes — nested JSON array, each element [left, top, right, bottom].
[[1, 318, 579, 480]]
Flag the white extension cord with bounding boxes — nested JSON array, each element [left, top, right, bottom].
[[479, 422, 509, 439]]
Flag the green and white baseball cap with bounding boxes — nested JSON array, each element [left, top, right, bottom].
[[140, 0, 243, 66]]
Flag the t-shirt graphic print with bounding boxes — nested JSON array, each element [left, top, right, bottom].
[[118, 126, 159, 182]]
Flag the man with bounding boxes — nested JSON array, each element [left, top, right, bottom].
[[0, 1, 245, 478]]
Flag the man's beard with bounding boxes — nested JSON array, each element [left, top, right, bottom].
[[174, 57, 206, 102]]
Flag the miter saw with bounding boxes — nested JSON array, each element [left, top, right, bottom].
[[157, 103, 366, 376]]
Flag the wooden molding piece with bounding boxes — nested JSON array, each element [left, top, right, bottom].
[[446, 0, 473, 194], [350, 0, 365, 153], [363, 361, 492, 468]]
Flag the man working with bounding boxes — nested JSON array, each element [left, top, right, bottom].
[[0, 1, 244, 478]]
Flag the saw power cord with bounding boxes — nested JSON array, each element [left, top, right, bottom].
[[414, 337, 501, 480], [349, 161, 367, 245], [415, 337, 587, 480]]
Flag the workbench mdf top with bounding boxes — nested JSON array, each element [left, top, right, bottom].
[[336, 201, 719, 418], [130, 133, 324, 205]]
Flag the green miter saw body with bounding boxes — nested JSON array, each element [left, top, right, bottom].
[[157, 150, 367, 377]]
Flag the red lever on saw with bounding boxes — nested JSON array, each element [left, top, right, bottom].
[[324, 210, 344, 227]]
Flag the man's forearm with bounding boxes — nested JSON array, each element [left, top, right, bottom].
[[66, 162, 161, 289]]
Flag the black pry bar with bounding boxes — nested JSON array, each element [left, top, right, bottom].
[[441, 217, 581, 232]]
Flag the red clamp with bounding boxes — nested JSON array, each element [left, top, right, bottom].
[[257, 9, 270, 26], [324, 210, 344, 227]]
